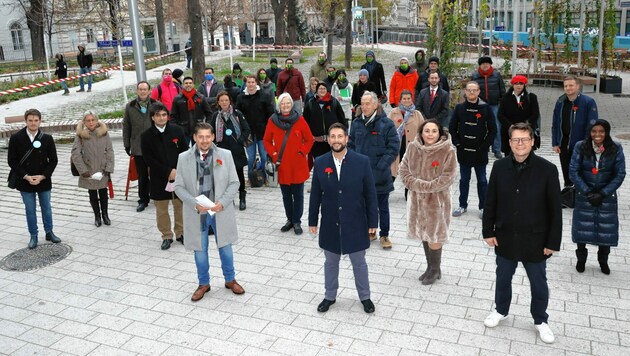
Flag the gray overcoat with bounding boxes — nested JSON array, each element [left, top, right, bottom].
[[174, 144, 239, 250]]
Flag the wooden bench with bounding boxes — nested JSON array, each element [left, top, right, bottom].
[[1, 117, 123, 146], [577, 76, 597, 93]]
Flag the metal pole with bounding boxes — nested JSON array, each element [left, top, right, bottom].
[[376, 9, 379, 49], [253, 22, 256, 61], [43, 32, 51, 80], [596, 0, 604, 92], [489, 7, 493, 57], [228, 24, 233, 70], [128, 0, 146, 82], [370, 0, 374, 48], [577, 0, 585, 68], [512, 0, 518, 76], [117, 42, 128, 102]]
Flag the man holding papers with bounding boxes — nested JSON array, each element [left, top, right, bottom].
[[174, 122, 245, 301]]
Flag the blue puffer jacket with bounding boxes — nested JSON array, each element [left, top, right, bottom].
[[348, 110, 400, 194], [569, 141, 626, 246], [551, 94, 598, 149]]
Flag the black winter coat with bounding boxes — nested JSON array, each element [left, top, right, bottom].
[[471, 68, 505, 106], [8, 128, 58, 193], [140, 123, 188, 201], [54, 59, 68, 79], [351, 81, 378, 107], [360, 61, 387, 97], [303, 96, 347, 158], [235, 89, 275, 140], [498, 88, 540, 155], [449, 99, 496, 166], [570, 141, 626, 246], [414, 69, 450, 97], [210, 110, 251, 169], [77, 51, 93, 68], [170, 91, 213, 137], [483, 154, 562, 262]]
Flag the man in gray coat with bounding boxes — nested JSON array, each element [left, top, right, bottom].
[[174, 122, 245, 301]]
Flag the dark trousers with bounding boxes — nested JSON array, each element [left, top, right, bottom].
[[376, 193, 390, 237], [559, 146, 573, 187], [88, 188, 108, 202], [458, 164, 487, 209], [495, 255, 549, 324], [134, 155, 150, 204], [280, 183, 304, 225], [236, 166, 245, 193]]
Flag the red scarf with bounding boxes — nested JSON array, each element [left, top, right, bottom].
[[182, 88, 197, 111], [478, 66, 494, 77], [317, 92, 332, 104]]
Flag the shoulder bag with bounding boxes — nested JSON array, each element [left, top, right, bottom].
[[266, 126, 293, 188], [8, 131, 43, 189]]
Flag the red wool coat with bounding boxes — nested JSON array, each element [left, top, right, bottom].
[[263, 116, 314, 185], [389, 69, 419, 106]]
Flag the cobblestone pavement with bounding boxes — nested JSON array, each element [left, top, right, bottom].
[[1, 45, 630, 355]]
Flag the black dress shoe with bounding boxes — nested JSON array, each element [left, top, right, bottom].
[[280, 221, 294, 232], [136, 202, 148, 212], [161, 239, 172, 250], [176, 235, 184, 244], [28, 236, 38, 249], [317, 299, 336, 312], [361, 299, 375, 313], [94, 215, 102, 227], [208, 226, 214, 235], [45, 232, 61, 243], [294, 224, 303, 235]]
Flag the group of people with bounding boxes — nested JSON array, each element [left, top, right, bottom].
[[7, 50, 626, 345], [54, 44, 94, 95]]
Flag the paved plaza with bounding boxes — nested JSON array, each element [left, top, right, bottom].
[[1, 46, 630, 355]]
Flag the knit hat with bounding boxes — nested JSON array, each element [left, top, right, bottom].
[[428, 56, 440, 64], [336, 69, 347, 77], [478, 56, 493, 65], [270, 58, 278, 64], [172, 69, 184, 80], [400, 57, 409, 64], [358, 69, 369, 78], [366, 50, 375, 59], [315, 82, 328, 92], [510, 75, 528, 85]]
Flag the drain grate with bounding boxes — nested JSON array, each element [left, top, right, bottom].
[[0, 243, 72, 271]]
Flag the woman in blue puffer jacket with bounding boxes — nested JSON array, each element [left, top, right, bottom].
[[570, 119, 626, 275]]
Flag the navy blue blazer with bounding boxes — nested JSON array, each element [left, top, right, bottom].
[[308, 150, 378, 255]]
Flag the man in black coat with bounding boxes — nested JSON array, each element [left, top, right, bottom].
[[360, 51, 387, 100], [265, 58, 281, 90], [309, 123, 378, 314], [8, 109, 61, 249], [414, 56, 450, 97], [76, 44, 93, 92], [482, 122, 561, 344], [449, 81, 496, 219], [141, 102, 188, 250], [471, 56, 505, 158], [416, 71, 450, 127], [171, 76, 213, 145]]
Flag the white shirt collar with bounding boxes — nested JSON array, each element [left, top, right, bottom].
[[155, 125, 166, 133]]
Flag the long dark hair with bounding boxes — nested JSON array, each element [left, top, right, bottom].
[[417, 119, 447, 145], [580, 119, 617, 158]]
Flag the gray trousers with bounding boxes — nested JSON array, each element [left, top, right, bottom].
[[324, 249, 370, 301], [292, 98, 303, 115]]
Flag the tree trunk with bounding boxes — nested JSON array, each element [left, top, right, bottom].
[[270, 0, 287, 45], [344, 0, 352, 69], [287, 0, 297, 45], [26, 0, 45, 61], [187, 0, 205, 83], [155, 0, 167, 54], [326, 0, 338, 60]]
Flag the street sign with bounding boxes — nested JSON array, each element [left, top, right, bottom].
[[621, 1, 630, 7], [97, 40, 133, 48], [494, 26, 505, 31], [353, 6, 363, 19]]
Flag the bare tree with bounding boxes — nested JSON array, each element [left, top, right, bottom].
[[203, 0, 227, 51], [11, 0, 46, 60], [187, 0, 204, 83], [287, 0, 297, 45], [155, 0, 167, 53], [269, 0, 288, 44], [326, 0, 340, 60], [344, 0, 352, 69]]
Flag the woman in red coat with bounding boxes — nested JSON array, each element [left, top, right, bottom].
[[263, 93, 314, 235], [389, 57, 419, 108]]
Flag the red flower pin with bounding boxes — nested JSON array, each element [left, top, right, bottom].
[[324, 167, 333, 177], [431, 161, 440, 173], [371, 131, 378, 135], [215, 159, 223, 167], [592, 167, 598, 175], [397, 118, 403, 124], [475, 113, 482, 119], [172, 138, 179, 148], [517, 101, 523, 109], [572, 106, 578, 112]]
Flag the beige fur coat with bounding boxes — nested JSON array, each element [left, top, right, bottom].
[[71, 121, 115, 190], [398, 134, 457, 243], [387, 108, 424, 177]]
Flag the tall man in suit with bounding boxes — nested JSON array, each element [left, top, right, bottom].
[[309, 123, 379, 314], [8, 109, 62, 249], [482, 123, 562, 344], [416, 71, 450, 127]]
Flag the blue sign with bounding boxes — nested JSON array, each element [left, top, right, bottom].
[[97, 40, 133, 48], [122, 40, 133, 47], [494, 26, 505, 31]]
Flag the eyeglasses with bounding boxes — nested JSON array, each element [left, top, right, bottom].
[[465, 89, 479, 93], [510, 137, 532, 144]]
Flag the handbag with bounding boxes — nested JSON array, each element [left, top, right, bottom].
[[248, 158, 265, 188], [7, 170, 18, 189], [7, 131, 42, 189], [561, 186, 575, 209], [71, 137, 83, 177], [266, 125, 294, 188]]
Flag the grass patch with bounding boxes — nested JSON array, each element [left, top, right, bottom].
[[99, 109, 125, 120]]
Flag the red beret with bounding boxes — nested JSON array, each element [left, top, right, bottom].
[[510, 75, 528, 85]]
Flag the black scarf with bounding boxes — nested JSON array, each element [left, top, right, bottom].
[[271, 109, 299, 130], [336, 78, 349, 89]]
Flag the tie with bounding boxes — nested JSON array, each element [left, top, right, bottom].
[[202, 153, 207, 161], [430, 89, 435, 104]]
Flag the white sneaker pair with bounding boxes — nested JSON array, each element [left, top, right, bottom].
[[484, 311, 555, 344]]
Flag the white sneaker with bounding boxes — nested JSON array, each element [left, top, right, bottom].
[[484, 310, 508, 328], [535, 322, 555, 343]]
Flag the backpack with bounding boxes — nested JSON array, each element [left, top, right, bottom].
[[157, 84, 181, 100]]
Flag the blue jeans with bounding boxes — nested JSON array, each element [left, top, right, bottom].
[[194, 214, 236, 285], [458, 164, 487, 210], [280, 183, 304, 224], [377, 193, 390, 237], [490, 105, 500, 153], [60, 80, 68, 91], [79, 67, 92, 90], [495, 255, 549, 324], [246, 138, 267, 179], [21, 190, 53, 237], [186, 54, 192, 68]]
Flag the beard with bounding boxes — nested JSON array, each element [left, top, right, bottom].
[[331, 143, 346, 153]]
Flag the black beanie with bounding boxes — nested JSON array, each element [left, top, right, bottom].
[[428, 56, 439, 64], [478, 56, 493, 65]]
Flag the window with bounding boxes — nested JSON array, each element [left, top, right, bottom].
[[170, 22, 177, 36], [86, 29, 95, 43], [10, 23, 24, 50]]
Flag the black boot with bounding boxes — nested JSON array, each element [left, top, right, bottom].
[[419, 241, 431, 281], [239, 191, 246, 211], [575, 246, 588, 273], [100, 196, 111, 225], [422, 247, 442, 285], [90, 199, 102, 227], [598, 246, 611, 275]]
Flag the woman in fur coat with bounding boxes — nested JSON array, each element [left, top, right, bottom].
[[398, 120, 457, 285], [71, 111, 115, 227]]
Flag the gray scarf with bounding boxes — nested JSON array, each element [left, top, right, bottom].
[[196, 148, 215, 227], [215, 106, 241, 143]]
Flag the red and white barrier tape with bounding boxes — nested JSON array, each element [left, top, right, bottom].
[[0, 49, 184, 97]]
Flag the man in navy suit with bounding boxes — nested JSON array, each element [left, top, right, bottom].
[[309, 123, 379, 314], [416, 71, 450, 127]]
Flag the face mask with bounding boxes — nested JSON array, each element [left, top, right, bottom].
[[233, 70, 241, 75], [328, 72, 335, 78], [259, 73, 267, 80], [163, 74, 172, 82], [367, 57, 374, 63], [286, 64, 293, 70], [205, 74, 214, 81], [271, 63, 277, 69], [319, 58, 326, 64], [338, 75, 345, 81], [400, 64, 409, 71]]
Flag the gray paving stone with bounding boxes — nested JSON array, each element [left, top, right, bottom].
[[49, 335, 99, 356]]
